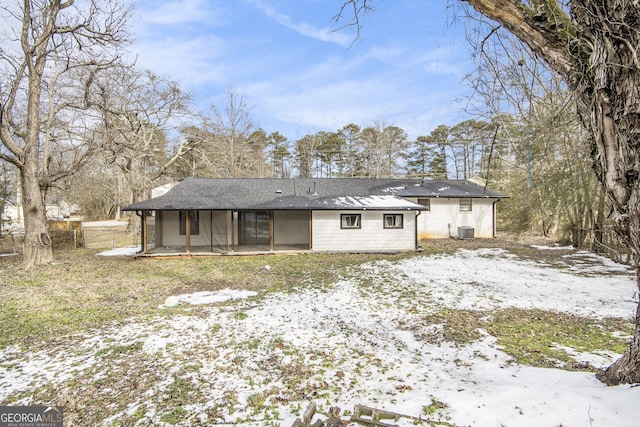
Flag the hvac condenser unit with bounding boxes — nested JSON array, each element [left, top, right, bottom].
[[458, 226, 475, 239]]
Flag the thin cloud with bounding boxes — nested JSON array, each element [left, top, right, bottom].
[[249, 0, 352, 46]]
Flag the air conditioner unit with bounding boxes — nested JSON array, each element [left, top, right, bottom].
[[458, 226, 474, 240]]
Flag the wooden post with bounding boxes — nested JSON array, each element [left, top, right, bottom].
[[308, 211, 313, 250], [225, 210, 231, 253], [142, 210, 148, 253], [269, 210, 274, 251], [231, 211, 236, 252], [185, 210, 191, 253]]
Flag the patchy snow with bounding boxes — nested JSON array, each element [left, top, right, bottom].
[[82, 220, 129, 228], [531, 244, 575, 250], [1, 247, 639, 426], [96, 246, 140, 256], [331, 195, 422, 209], [177, 289, 258, 305]]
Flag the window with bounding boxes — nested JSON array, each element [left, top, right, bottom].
[[383, 214, 403, 229], [459, 198, 472, 212], [341, 214, 361, 229], [417, 198, 431, 211], [179, 210, 199, 235]]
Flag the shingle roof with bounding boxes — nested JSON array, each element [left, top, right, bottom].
[[122, 177, 507, 211]]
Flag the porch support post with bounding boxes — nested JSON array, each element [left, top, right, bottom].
[[269, 210, 274, 251], [308, 211, 313, 250], [185, 210, 191, 253], [156, 211, 163, 247], [225, 210, 231, 253], [142, 210, 148, 253], [231, 210, 236, 252], [492, 200, 499, 238]]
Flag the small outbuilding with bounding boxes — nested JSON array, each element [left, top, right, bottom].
[[121, 177, 506, 255]]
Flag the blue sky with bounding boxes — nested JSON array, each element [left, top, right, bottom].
[[130, 0, 476, 142]]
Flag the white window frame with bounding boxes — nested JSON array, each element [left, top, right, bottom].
[[340, 213, 361, 229], [459, 198, 472, 213], [383, 213, 404, 229]]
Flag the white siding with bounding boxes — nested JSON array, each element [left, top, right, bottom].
[[311, 210, 417, 252], [408, 198, 498, 239]]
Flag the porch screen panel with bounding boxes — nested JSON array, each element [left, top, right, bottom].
[[210, 211, 228, 246]]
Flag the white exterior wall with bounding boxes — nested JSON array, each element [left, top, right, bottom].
[[311, 210, 417, 252], [407, 197, 498, 239]]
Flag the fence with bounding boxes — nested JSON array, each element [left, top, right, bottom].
[[0, 231, 24, 255], [82, 229, 140, 249], [0, 228, 140, 254]]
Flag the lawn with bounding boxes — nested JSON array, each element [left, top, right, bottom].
[[0, 237, 638, 426]]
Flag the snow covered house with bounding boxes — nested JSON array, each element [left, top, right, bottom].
[[121, 177, 506, 255]]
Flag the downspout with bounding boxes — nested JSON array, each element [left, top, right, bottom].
[[415, 210, 421, 250]]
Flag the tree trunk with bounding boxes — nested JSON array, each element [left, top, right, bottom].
[[461, 0, 640, 384], [125, 186, 146, 234], [571, 0, 640, 385], [20, 159, 53, 268]]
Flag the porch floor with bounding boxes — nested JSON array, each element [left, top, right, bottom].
[[137, 244, 311, 257]]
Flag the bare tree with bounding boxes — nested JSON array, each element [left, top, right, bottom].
[[360, 121, 409, 178], [336, 0, 640, 385], [465, 27, 605, 241], [209, 89, 265, 177], [95, 68, 192, 230], [0, 0, 131, 267]]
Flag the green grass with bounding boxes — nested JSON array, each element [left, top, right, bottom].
[[483, 309, 633, 370], [0, 241, 633, 372], [0, 238, 635, 426], [95, 341, 144, 357], [415, 306, 632, 371], [0, 248, 411, 349]]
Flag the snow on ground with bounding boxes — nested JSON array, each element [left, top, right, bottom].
[[1, 247, 639, 426], [177, 289, 258, 305], [96, 246, 140, 256], [82, 220, 129, 228]]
